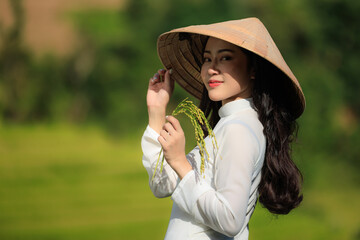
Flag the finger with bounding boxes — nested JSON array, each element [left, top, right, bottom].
[[163, 69, 174, 85], [158, 135, 167, 147], [158, 68, 166, 75], [149, 73, 161, 86], [149, 77, 154, 86], [165, 116, 182, 132], [160, 129, 170, 141], [163, 122, 176, 135], [153, 73, 160, 82], [158, 69, 166, 82]]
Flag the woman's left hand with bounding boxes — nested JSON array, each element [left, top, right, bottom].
[[158, 116, 192, 179]]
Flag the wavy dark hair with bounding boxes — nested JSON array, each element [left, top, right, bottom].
[[199, 47, 303, 215]]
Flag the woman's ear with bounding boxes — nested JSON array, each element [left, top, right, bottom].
[[250, 68, 256, 80]]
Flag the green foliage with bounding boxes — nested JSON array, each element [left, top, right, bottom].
[[0, 125, 359, 239], [151, 99, 218, 181], [0, 0, 359, 170], [172, 99, 219, 174]]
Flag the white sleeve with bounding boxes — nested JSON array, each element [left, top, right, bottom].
[[171, 123, 259, 237], [141, 125, 179, 198]]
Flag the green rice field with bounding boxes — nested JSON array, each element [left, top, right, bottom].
[[0, 124, 359, 240]]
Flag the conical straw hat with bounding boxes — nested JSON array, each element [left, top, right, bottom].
[[157, 17, 305, 119]]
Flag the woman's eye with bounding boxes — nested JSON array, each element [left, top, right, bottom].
[[221, 56, 232, 61], [203, 57, 211, 62]]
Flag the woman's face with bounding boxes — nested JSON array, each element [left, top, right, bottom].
[[200, 37, 254, 105]]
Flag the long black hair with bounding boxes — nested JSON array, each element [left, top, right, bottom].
[[199, 48, 303, 215]]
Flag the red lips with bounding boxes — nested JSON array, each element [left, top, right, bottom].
[[208, 80, 223, 88]]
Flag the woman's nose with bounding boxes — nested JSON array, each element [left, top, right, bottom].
[[208, 61, 219, 75]]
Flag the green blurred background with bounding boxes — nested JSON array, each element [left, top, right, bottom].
[[0, 0, 359, 239]]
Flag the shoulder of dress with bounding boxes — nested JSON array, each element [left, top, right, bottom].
[[218, 110, 262, 131], [216, 112, 265, 147]]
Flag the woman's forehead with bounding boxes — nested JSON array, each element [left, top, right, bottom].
[[204, 37, 238, 51]]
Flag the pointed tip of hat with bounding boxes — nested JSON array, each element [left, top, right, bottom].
[[219, 17, 264, 27], [234, 17, 262, 23]]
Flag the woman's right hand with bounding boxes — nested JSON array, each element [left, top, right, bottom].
[[146, 69, 174, 133], [147, 69, 174, 109]]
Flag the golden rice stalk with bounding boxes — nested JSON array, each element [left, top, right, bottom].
[[151, 98, 219, 181]]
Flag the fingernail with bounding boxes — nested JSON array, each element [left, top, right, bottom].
[[165, 115, 169, 118], [169, 69, 173, 74]]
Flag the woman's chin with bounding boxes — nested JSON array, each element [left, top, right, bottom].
[[208, 94, 223, 102]]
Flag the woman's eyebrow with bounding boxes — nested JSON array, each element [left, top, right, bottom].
[[203, 49, 235, 54]]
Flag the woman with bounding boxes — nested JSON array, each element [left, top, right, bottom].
[[141, 18, 305, 239]]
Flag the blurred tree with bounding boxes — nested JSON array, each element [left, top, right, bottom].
[[0, 0, 30, 121], [312, 0, 360, 113], [0, 0, 359, 171], [0, 0, 64, 122], [309, 0, 360, 170]]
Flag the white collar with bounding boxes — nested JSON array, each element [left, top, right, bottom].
[[218, 98, 254, 118]]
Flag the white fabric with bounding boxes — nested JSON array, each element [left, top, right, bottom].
[[141, 98, 266, 240]]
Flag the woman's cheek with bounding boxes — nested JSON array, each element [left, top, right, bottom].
[[200, 69, 205, 83]]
